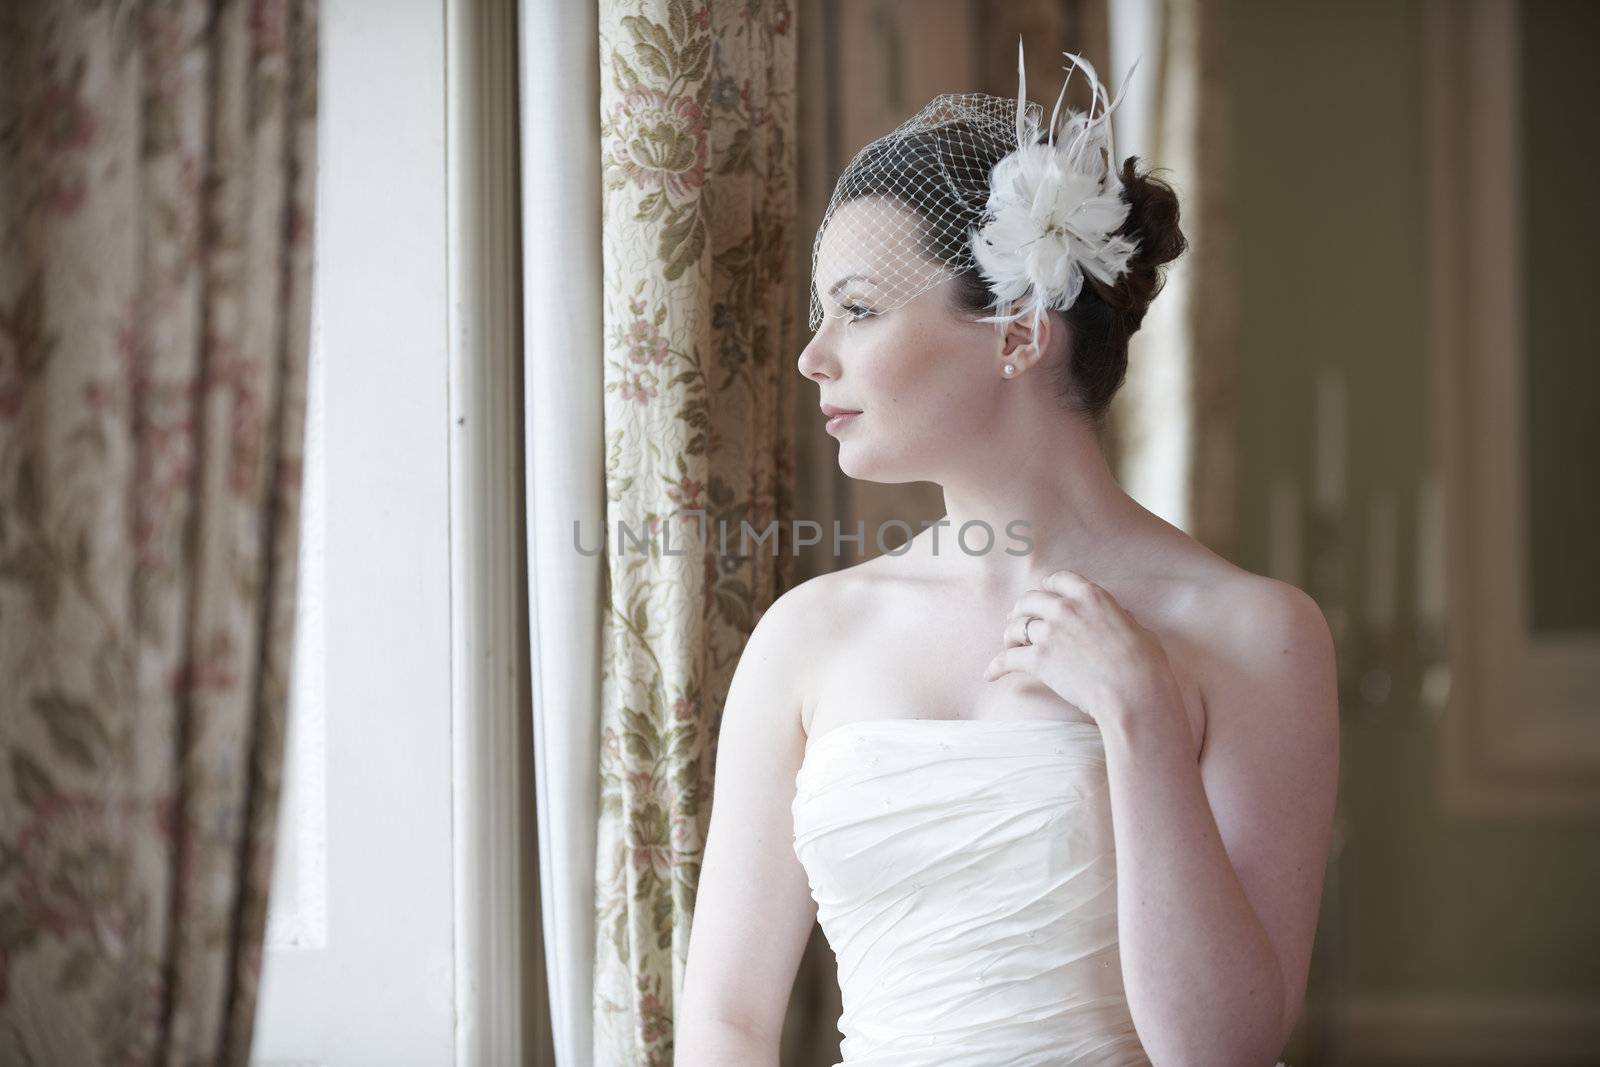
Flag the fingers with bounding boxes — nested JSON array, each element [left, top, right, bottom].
[[997, 571, 1124, 665], [1002, 613, 1043, 648], [1008, 589, 1063, 622], [1008, 571, 1107, 619], [1041, 569, 1104, 599], [1002, 580, 1083, 649], [982, 643, 1035, 681]]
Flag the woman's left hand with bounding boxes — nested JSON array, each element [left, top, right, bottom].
[[982, 569, 1184, 734]]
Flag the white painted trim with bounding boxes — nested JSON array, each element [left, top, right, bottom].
[[447, 0, 531, 1061], [1425, 0, 1600, 817], [1334, 995, 1600, 1063]]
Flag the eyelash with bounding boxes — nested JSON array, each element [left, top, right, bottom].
[[841, 302, 874, 322]]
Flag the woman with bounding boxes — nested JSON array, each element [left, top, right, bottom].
[[677, 44, 1338, 1067]]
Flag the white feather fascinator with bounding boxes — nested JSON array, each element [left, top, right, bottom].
[[970, 40, 1142, 338], [808, 36, 1142, 339]]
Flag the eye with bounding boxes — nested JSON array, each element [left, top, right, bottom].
[[841, 302, 875, 322]]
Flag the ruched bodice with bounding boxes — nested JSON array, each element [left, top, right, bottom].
[[791, 718, 1150, 1065]]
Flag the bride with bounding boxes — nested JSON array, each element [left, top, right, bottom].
[[677, 43, 1338, 1067]]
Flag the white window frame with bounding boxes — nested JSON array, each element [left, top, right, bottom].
[[251, 0, 533, 1061], [1425, 0, 1600, 817]]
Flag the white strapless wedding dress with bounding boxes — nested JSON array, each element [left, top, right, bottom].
[[791, 718, 1150, 1065]]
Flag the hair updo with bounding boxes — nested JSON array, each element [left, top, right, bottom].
[[833, 119, 1188, 425]]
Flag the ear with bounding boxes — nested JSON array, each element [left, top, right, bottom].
[[996, 305, 1054, 375]]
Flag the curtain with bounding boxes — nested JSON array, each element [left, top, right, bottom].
[[0, 2, 318, 1063], [590, 0, 799, 1062], [520, 0, 605, 1064]]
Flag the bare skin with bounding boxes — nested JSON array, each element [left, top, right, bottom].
[[676, 199, 1339, 1066], [797, 522, 1210, 755]]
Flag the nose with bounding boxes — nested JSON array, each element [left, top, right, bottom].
[[797, 326, 835, 382]]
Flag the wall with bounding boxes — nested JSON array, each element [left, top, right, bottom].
[[1226, 0, 1600, 1051]]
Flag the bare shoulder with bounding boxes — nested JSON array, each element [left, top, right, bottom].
[[1186, 568, 1339, 760], [1203, 572, 1335, 685], [740, 564, 877, 731], [1179, 562, 1328, 644], [747, 566, 870, 658], [744, 560, 894, 736]]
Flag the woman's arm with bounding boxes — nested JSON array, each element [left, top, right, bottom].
[[985, 571, 1339, 1065], [1099, 578, 1339, 1065], [676, 587, 820, 1066]]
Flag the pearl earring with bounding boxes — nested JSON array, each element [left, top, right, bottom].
[[1002, 363, 1016, 377]]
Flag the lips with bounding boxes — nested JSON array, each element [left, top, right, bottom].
[[820, 403, 862, 433]]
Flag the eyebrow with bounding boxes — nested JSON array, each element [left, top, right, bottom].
[[828, 273, 879, 298]]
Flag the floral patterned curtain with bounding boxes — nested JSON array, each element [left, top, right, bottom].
[[0, 1, 318, 1063], [591, 0, 798, 1062]]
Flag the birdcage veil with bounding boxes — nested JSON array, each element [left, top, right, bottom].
[[807, 38, 1142, 340]]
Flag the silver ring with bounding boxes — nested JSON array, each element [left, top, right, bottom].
[[1021, 616, 1036, 646]]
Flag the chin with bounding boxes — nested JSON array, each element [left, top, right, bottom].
[[835, 441, 925, 486], [834, 442, 871, 481]]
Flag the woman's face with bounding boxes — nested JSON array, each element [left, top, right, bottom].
[[799, 197, 1012, 485]]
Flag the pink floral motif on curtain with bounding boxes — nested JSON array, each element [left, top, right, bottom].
[[592, 0, 798, 1063], [0, 1, 318, 1063]]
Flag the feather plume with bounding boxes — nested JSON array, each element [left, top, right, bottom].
[[969, 38, 1143, 338]]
